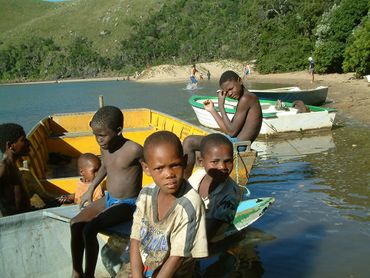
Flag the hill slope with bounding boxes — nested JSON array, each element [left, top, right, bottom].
[[0, 0, 164, 55]]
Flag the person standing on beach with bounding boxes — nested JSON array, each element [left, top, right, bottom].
[[207, 70, 211, 80], [308, 57, 315, 83]]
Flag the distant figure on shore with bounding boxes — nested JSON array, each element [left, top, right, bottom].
[[190, 64, 199, 84], [242, 64, 251, 80], [308, 57, 315, 83], [207, 70, 211, 80], [183, 70, 262, 178], [0, 123, 31, 216]]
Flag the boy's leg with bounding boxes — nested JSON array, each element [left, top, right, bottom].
[[183, 135, 204, 179], [83, 202, 135, 278], [70, 197, 106, 278]]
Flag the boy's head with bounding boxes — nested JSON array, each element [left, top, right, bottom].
[[0, 123, 29, 155], [78, 153, 101, 183], [89, 106, 123, 150], [142, 131, 185, 195], [200, 133, 233, 183], [219, 70, 244, 100]]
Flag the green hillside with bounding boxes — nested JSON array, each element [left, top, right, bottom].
[[0, 0, 368, 82], [0, 0, 164, 54]]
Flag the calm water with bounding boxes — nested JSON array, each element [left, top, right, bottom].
[[1, 80, 369, 278]]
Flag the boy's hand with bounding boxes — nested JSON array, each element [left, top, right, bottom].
[[217, 90, 227, 105], [79, 190, 92, 209], [203, 99, 215, 112]]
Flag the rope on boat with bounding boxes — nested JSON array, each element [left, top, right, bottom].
[[233, 140, 252, 198]]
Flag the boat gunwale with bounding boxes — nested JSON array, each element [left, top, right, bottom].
[[188, 94, 336, 118]]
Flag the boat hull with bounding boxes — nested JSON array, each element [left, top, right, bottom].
[[249, 86, 328, 106]]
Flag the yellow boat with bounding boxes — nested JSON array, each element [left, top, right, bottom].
[[25, 107, 256, 200]]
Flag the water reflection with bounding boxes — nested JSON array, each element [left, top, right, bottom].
[[195, 227, 276, 278], [252, 132, 335, 162], [305, 125, 370, 221]]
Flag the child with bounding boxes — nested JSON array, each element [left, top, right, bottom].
[[130, 131, 208, 277], [0, 123, 31, 216], [70, 106, 143, 278], [188, 134, 240, 243], [183, 70, 262, 178], [308, 56, 315, 83], [57, 153, 103, 205]]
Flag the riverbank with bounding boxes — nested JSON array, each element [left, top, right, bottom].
[[1, 60, 369, 125]]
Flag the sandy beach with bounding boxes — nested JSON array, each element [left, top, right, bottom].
[[136, 60, 370, 126]]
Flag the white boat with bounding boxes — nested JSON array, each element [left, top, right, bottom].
[[249, 86, 328, 106], [189, 95, 336, 136]]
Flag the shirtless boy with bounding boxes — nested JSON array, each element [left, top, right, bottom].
[[130, 131, 208, 277], [183, 70, 262, 178], [0, 123, 31, 216], [70, 106, 143, 278]]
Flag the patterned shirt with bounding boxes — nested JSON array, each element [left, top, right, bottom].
[[130, 180, 208, 275]]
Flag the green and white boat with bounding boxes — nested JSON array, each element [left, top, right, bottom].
[[189, 95, 337, 136]]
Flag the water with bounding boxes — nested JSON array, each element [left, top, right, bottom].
[[1, 80, 369, 277]]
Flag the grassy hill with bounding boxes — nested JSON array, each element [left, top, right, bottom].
[[0, 0, 164, 55]]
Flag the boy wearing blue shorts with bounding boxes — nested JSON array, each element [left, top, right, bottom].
[[70, 106, 143, 278]]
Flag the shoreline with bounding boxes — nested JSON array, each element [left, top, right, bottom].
[[1, 60, 369, 126]]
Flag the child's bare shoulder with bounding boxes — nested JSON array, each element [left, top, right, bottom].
[[119, 139, 143, 157]]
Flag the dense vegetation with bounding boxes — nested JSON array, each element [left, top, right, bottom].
[[0, 0, 368, 82]]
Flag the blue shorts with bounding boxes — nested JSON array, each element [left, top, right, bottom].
[[190, 76, 198, 84], [225, 135, 247, 152], [105, 191, 137, 209]]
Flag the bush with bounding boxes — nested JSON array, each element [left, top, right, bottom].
[[343, 15, 370, 77]]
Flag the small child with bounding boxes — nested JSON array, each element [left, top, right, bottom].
[[0, 123, 31, 216], [130, 131, 208, 277], [183, 70, 262, 178], [188, 133, 240, 243], [57, 153, 103, 205], [70, 106, 143, 278]]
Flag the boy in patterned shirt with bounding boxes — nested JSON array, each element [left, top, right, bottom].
[[130, 131, 208, 277]]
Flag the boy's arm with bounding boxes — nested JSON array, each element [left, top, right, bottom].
[[156, 256, 184, 278], [79, 163, 107, 208], [206, 218, 224, 241], [130, 239, 144, 278], [217, 92, 251, 137]]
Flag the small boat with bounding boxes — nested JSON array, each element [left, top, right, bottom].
[[0, 106, 272, 277], [249, 86, 328, 106], [189, 95, 336, 136]]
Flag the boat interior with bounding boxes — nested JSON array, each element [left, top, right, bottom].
[[25, 108, 209, 197]]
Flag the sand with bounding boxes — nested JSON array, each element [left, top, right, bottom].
[[136, 60, 370, 126]]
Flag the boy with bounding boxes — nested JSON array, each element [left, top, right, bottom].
[[130, 131, 208, 277], [57, 153, 103, 205], [70, 106, 143, 278], [0, 123, 31, 216], [183, 70, 262, 178], [188, 134, 240, 243]]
